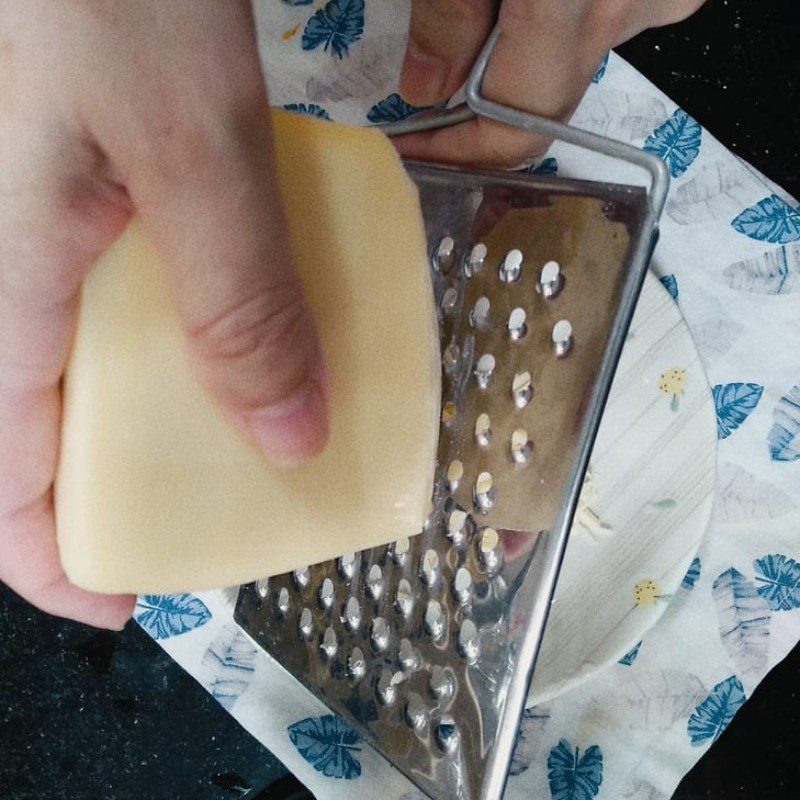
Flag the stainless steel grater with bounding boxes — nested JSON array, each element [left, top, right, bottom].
[[235, 29, 669, 800]]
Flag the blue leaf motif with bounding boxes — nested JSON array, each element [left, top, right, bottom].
[[592, 52, 609, 84], [643, 109, 702, 178], [547, 739, 603, 800], [509, 706, 551, 776], [367, 93, 435, 124], [753, 554, 800, 610], [731, 195, 800, 244], [527, 157, 559, 176], [135, 594, 211, 640], [712, 569, 771, 685], [768, 385, 800, 461], [723, 244, 800, 294], [618, 641, 642, 666], [712, 383, 764, 439], [283, 103, 331, 120], [201, 627, 257, 711], [288, 715, 362, 779], [301, 0, 364, 58], [687, 676, 746, 747], [682, 557, 702, 589], [660, 274, 679, 300]]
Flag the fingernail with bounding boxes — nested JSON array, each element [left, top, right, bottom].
[[246, 377, 329, 467], [399, 40, 448, 106]]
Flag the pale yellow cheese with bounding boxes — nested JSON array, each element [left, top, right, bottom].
[[56, 111, 440, 594]]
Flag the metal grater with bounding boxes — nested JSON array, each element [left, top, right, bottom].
[[235, 30, 669, 800]]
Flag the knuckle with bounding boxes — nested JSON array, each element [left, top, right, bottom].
[[190, 283, 307, 365], [474, 119, 547, 168], [187, 282, 313, 406]]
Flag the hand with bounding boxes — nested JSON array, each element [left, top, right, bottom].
[[0, 1, 329, 629], [396, 0, 706, 166]]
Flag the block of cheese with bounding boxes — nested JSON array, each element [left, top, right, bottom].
[[56, 111, 440, 594]]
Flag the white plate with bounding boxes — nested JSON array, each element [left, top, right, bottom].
[[530, 271, 716, 705]]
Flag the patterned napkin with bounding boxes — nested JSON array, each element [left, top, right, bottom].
[[133, 2, 800, 798]]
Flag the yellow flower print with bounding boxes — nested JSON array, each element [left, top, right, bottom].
[[633, 579, 661, 607], [659, 368, 686, 411]]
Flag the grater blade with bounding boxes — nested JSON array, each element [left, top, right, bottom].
[[235, 163, 655, 800]]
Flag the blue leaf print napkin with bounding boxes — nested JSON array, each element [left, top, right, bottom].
[[732, 195, 800, 244], [301, 0, 364, 59], [547, 740, 603, 800], [288, 715, 362, 779], [643, 108, 702, 178], [134, 594, 211, 640]]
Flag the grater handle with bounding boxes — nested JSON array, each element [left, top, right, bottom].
[[381, 27, 669, 222]]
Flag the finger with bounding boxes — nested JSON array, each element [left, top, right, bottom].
[[0, 93, 134, 628], [87, 4, 329, 466], [399, 0, 498, 106], [396, 0, 608, 167]]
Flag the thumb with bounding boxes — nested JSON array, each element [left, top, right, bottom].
[[97, 62, 328, 466]]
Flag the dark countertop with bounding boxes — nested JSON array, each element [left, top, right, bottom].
[[1, 1, 798, 798]]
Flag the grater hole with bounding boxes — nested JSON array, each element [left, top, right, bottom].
[[405, 692, 430, 732], [441, 401, 457, 425], [552, 319, 573, 358], [320, 626, 338, 660], [348, 647, 366, 681], [391, 537, 410, 562], [442, 342, 460, 374], [440, 286, 458, 314], [447, 508, 474, 546], [478, 527, 503, 574], [458, 619, 479, 662], [318, 578, 335, 611], [539, 260, 563, 298], [292, 567, 311, 590], [435, 236, 455, 272], [343, 596, 361, 631], [473, 471, 496, 514], [453, 567, 472, 604], [338, 553, 357, 581], [511, 428, 534, 465], [276, 587, 290, 616], [507, 307, 528, 341], [429, 665, 454, 701], [421, 549, 440, 586], [298, 607, 313, 640], [446, 459, 464, 492], [474, 354, 496, 390], [435, 717, 460, 754], [376, 668, 399, 705], [465, 243, 487, 277], [512, 370, 533, 409], [366, 564, 384, 601], [474, 413, 492, 446], [371, 616, 391, 653], [255, 577, 270, 600], [396, 578, 415, 617], [399, 638, 420, 672], [498, 249, 523, 283], [470, 296, 490, 328], [424, 599, 446, 641]]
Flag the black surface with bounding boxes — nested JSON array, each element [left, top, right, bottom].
[[1, 2, 798, 799]]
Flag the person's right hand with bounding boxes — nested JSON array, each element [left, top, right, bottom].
[[396, 0, 706, 166], [0, 1, 329, 629]]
